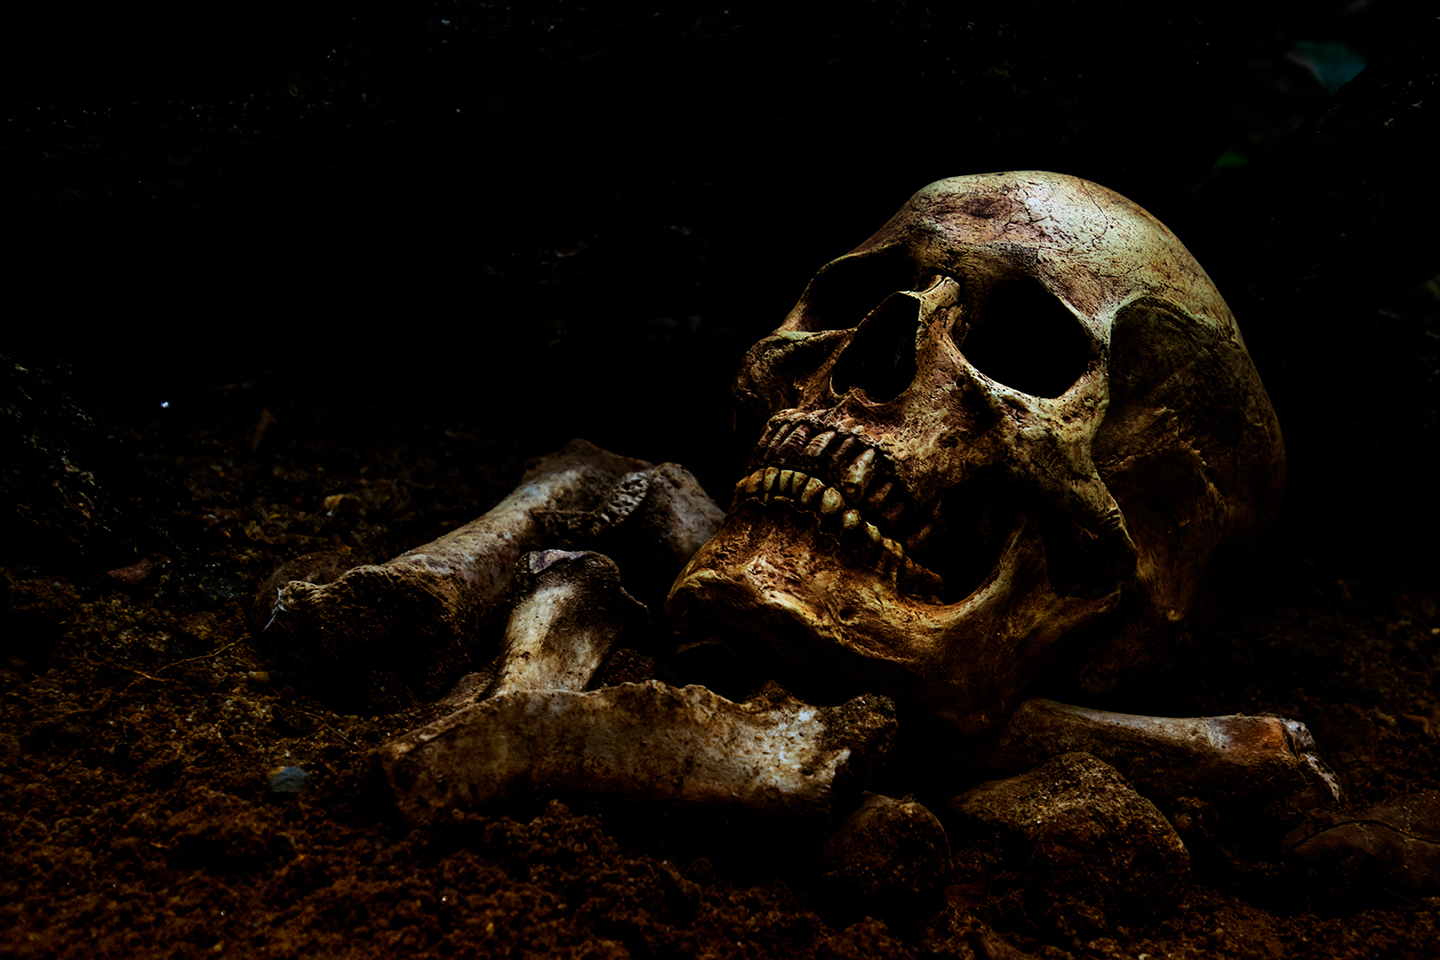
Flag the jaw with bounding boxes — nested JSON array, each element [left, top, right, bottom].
[[667, 499, 1121, 737]]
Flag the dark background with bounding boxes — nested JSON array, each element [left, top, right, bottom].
[[4, 0, 1438, 572], [3, 5, 1440, 957]]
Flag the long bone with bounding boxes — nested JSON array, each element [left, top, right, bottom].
[[377, 681, 898, 827], [537, 460, 725, 608], [259, 440, 656, 706], [488, 549, 646, 698], [381, 537, 897, 827], [984, 698, 1343, 812]]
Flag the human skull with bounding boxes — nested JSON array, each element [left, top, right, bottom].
[[667, 171, 1284, 737]]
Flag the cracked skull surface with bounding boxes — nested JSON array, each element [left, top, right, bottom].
[[668, 171, 1285, 737]]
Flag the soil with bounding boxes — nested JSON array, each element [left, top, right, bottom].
[[2, 349, 1438, 960]]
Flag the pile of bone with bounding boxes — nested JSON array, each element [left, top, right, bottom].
[[256, 441, 900, 826], [257, 440, 1407, 917]]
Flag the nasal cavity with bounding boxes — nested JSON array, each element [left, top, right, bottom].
[[830, 293, 920, 404]]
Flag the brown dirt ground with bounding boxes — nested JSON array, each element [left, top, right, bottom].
[[2, 364, 1438, 960]]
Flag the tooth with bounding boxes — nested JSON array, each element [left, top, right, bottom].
[[743, 470, 764, 498], [842, 508, 862, 533], [769, 419, 800, 454], [905, 522, 935, 555], [865, 479, 894, 513], [820, 487, 845, 518], [882, 499, 907, 528], [842, 448, 877, 501], [801, 476, 825, 506], [862, 522, 883, 563], [778, 422, 813, 459], [881, 537, 904, 580], [756, 420, 783, 452], [763, 466, 780, 499], [901, 557, 945, 597], [777, 469, 796, 496], [831, 436, 861, 472], [804, 430, 837, 460]]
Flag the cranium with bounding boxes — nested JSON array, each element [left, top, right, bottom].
[[668, 171, 1285, 738]]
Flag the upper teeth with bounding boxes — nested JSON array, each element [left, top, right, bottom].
[[736, 414, 940, 595], [749, 415, 909, 518]]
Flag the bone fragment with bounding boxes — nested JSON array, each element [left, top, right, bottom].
[[488, 549, 646, 698], [986, 698, 1342, 812], [259, 440, 651, 706], [538, 461, 724, 607], [248, 550, 357, 634], [376, 681, 897, 826]]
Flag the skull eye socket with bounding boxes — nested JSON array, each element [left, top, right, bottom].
[[829, 293, 921, 404], [793, 249, 921, 332], [950, 276, 1093, 398]]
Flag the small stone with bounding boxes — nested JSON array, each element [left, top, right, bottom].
[[105, 557, 159, 586], [267, 766, 309, 795], [820, 792, 951, 909], [949, 752, 1190, 925]]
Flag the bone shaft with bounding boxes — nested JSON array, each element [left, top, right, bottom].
[[987, 697, 1342, 807], [489, 581, 593, 696], [265, 441, 651, 701], [390, 442, 653, 599], [377, 681, 898, 825], [488, 550, 645, 698]]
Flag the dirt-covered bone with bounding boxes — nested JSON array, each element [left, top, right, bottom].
[[984, 698, 1342, 813], [257, 442, 723, 709], [376, 681, 897, 826], [669, 171, 1286, 738], [538, 461, 725, 608], [259, 439, 650, 706], [488, 549, 646, 698]]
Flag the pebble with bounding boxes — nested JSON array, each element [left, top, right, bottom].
[[267, 766, 309, 795], [820, 791, 951, 909]]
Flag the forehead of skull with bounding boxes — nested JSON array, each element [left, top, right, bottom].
[[837, 171, 1225, 327]]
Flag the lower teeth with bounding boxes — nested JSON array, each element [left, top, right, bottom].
[[736, 468, 960, 600]]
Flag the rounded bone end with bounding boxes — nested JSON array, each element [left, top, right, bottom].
[[490, 549, 648, 698], [1283, 790, 1440, 898], [247, 550, 357, 636], [258, 561, 472, 711]]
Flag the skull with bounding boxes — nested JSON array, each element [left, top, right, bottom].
[[668, 171, 1284, 738]]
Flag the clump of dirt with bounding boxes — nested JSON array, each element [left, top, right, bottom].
[[2, 358, 1438, 960]]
